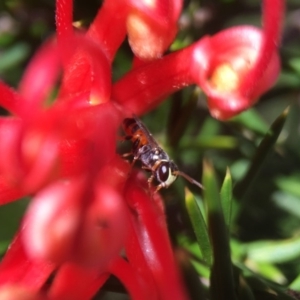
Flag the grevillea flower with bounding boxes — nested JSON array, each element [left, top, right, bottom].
[[0, 0, 284, 299]]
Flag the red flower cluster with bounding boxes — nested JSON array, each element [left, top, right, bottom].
[[0, 0, 283, 299]]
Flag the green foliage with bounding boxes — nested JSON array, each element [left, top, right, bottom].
[[182, 107, 298, 299]]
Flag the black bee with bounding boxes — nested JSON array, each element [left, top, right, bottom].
[[123, 116, 203, 192]]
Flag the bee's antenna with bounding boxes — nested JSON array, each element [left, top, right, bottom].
[[174, 171, 204, 190]]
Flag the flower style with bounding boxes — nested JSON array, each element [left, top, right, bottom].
[[0, 0, 284, 299]]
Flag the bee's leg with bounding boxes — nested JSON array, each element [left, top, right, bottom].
[[131, 156, 139, 168], [121, 153, 138, 176], [120, 134, 133, 159], [148, 174, 154, 187], [154, 185, 163, 193], [122, 152, 132, 159], [143, 166, 155, 194], [142, 166, 152, 171], [148, 175, 163, 196], [147, 175, 155, 197], [118, 134, 132, 141]]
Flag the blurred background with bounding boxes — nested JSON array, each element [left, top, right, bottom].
[[0, 0, 300, 299]]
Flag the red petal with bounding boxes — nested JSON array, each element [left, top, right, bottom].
[[0, 232, 55, 290]]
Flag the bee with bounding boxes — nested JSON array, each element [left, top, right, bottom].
[[122, 116, 203, 192]]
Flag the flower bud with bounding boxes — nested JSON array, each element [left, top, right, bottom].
[[127, 0, 182, 59], [22, 180, 84, 264], [74, 184, 128, 268]]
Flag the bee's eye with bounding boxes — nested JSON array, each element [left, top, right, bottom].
[[158, 162, 169, 182], [156, 162, 177, 187]]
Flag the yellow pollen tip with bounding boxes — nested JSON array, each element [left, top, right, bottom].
[[209, 63, 240, 92]]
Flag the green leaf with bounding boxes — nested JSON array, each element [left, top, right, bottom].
[[0, 43, 30, 73], [289, 273, 300, 291], [203, 160, 237, 300], [273, 191, 300, 219], [167, 89, 199, 147], [244, 237, 300, 263], [275, 174, 300, 198], [234, 106, 290, 202], [230, 109, 269, 136], [245, 276, 295, 300], [288, 57, 300, 74], [180, 258, 207, 300], [0, 198, 29, 255], [248, 262, 287, 284], [190, 259, 210, 279], [181, 135, 238, 150], [277, 71, 300, 89], [220, 167, 233, 229], [185, 188, 212, 266]]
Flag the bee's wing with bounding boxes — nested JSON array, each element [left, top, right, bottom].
[[133, 116, 160, 148]]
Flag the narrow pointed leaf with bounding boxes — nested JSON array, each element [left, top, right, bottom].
[[244, 236, 300, 263], [190, 259, 210, 279], [180, 136, 238, 150], [273, 191, 300, 218], [252, 262, 287, 284], [203, 160, 237, 300], [220, 167, 233, 229], [234, 106, 290, 201], [185, 188, 212, 266], [246, 276, 295, 300], [289, 273, 300, 291]]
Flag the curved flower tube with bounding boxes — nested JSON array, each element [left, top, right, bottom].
[[48, 262, 109, 300], [57, 35, 112, 104], [0, 82, 22, 116], [108, 258, 149, 300], [18, 39, 61, 115], [192, 26, 281, 119], [88, 0, 183, 60], [0, 175, 25, 204], [55, 0, 74, 42], [56, 0, 112, 104], [0, 232, 55, 290], [112, 0, 283, 120], [125, 172, 189, 300], [113, 24, 281, 119], [0, 31, 119, 194]]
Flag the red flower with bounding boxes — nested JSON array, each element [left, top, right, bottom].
[[0, 0, 284, 299]]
